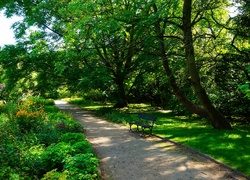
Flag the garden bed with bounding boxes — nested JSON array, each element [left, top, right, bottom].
[[0, 97, 100, 180]]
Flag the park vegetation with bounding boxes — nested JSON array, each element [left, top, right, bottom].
[[0, 0, 249, 130], [0, 97, 100, 179], [0, 0, 249, 177]]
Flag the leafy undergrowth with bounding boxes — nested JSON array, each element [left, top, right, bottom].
[[69, 98, 250, 177], [0, 97, 100, 180]]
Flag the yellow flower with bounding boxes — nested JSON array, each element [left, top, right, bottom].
[[16, 110, 29, 118]]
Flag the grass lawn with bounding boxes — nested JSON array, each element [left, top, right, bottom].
[[68, 98, 250, 177], [152, 111, 250, 177]]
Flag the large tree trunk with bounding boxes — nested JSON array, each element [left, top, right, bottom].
[[113, 74, 128, 108], [182, 0, 232, 129]]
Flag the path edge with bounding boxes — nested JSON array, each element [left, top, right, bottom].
[[153, 134, 250, 180]]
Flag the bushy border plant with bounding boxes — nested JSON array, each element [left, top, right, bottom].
[[0, 97, 100, 180]]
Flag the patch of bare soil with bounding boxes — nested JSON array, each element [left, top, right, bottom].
[[55, 100, 249, 180]]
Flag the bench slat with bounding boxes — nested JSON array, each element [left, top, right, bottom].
[[138, 114, 157, 121]]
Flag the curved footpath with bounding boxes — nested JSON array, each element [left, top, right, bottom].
[[55, 100, 249, 180]]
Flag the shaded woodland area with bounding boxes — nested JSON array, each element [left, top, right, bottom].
[[0, 0, 250, 129]]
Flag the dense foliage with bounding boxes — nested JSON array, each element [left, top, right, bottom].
[[0, 97, 100, 180], [0, 0, 249, 129]]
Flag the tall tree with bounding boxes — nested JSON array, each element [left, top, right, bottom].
[[182, 0, 232, 129], [1, 0, 159, 107], [149, 0, 232, 129]]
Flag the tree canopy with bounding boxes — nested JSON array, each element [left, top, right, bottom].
[[0, 0, 249, 129]]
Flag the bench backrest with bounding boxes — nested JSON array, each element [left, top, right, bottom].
[[138, 114, 157, 125]]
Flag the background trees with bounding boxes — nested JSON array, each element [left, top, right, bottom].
[[0, 0, 249, 129]]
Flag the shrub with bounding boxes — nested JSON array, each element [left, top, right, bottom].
[[22, 144, 46, 177], [28, 96, 55, 106], [42, 169, 68, 180], [43, 142, 72, 172], [15, 109, 45, 133], [71, 141, 94, 154], [69, 98, 94, 106], [36, 124, 62, 146], [64, 153, 100, 180], [0, 97, 100, 179], [95, 107, 114, 116], [0, 103, 4, 113], [85, 89, 105, 101], [0, 165, 31, 180], [44, 106, 59, 113], [60, 133, 86, 145], [4, 103, 18, 122]]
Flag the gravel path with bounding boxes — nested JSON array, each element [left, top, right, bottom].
[[55, 100, 249, 180]]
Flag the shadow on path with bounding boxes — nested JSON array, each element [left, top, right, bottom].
[[55, 100, 248, 180]]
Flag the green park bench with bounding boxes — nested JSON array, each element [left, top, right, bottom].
[[129, 113, 157, 137]]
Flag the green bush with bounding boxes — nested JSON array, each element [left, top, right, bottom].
[[85, 89, 105, 101], [71, 141, 94, 154], [43, 142, 72, 172], [0, 103, 4, 113], [60, 132, 86, 145], [0, 98, 100, 179], [22, 144, 46, 177], [36, 124, 62, 146], [15, 109, 45, 133], [28, 96, 55, 106], [47, 112, 84, 134], [95, 107, 114, 116], [4, 103, 18, 122], [42, 169, 68, 180], [64, 153, 99, 180], [0, 165, 31, 180], [69, 98, 94, 106], [44, 105, 59, 113]]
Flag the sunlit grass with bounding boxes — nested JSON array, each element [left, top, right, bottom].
[[68, 98, 250, 177], [153, 113, 250, 175]]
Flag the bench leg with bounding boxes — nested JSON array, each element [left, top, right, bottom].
[[129, 123, 132, 132], [141, 127, 145, 137], [149, 127, 152, 136]]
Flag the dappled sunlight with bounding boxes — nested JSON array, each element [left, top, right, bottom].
[[55, 101, 249, 179], [228, 134, 242, 139], [95, 120, 108, 124], [90, 137, 111, 146], [54, 100, 68, 105], [156, 141, 177, 151], [176, 165, 187, 171], [156, 110, 172, 113], [152, 117, 250, 177], [101, 156, 111, 163], [138, 148, 235, 180]]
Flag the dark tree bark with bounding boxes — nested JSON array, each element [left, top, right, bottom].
[[113, 76, 128, 108], [182, 0, 232, 129], [153, 7, 209, 119], [152, 2, 231, 129]]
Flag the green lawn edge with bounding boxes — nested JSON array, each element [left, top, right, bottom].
[[68, 99, 250, 177]]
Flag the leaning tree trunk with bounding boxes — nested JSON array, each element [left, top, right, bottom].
[[182, 0, 232, 129], [152, 8, 209, 119]]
